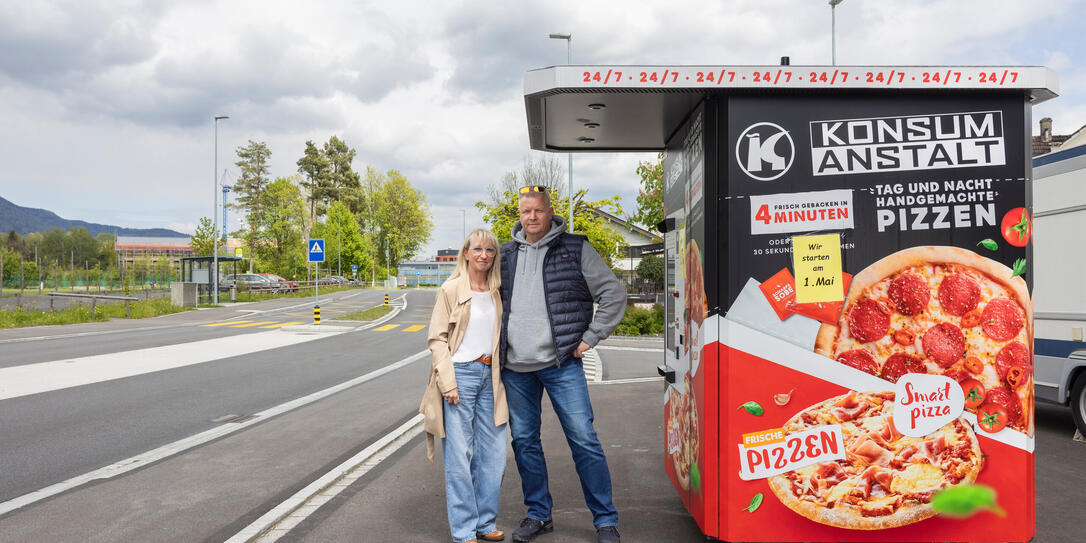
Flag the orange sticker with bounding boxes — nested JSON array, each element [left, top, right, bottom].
[[790, 273, 852, 324], [759, 268, 797, 320], [742, 428, 786, 448]]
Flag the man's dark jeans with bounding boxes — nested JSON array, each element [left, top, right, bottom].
[[502, 360, 618, 529]]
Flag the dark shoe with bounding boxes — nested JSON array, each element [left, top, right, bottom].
[[477, 530, 505, 541], [596, 525, 620, 543], [512, 517, 553, 542]]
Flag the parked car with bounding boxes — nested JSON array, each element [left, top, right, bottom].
[[259, 273, 298, 293], [324, 275, 352, 286], [219, 273, 279, 293]]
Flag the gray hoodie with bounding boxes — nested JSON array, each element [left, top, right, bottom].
[[505, 216, 627, 372]]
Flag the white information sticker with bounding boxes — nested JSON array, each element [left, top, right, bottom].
[[749, 189, 854, 235]]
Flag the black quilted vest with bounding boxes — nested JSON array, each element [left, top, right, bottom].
[[500, 232, 593, 366]]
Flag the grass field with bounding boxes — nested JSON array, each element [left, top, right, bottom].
[[333, 305, 394, 321], [0, 298, 191, 329]]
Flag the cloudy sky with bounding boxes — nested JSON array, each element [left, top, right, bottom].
[[1, 0, 1084, 257]]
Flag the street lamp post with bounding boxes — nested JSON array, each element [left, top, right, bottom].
[[368, 177, 376, 287], [334, 187, 342, 277], [549, 32, 574, 233], [212, 114, 228, 304], [829, 0, 844, 66]]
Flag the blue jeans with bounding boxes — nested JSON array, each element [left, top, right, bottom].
[[443, 361, 508, 543], [502, 360, 618, 529]]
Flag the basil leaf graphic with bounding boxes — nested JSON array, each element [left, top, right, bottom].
[[977, 239, 999, 251], [741, 492, 764, 513], [932, 485, 1005, 518], [738, 401, 764, 416], [1011, 257, 1027, 278]]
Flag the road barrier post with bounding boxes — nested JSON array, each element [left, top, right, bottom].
[[384, 293, 389, 306], [314, 305, 320, 325]]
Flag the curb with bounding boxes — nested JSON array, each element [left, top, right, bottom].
[[226, 415, 424, 543]]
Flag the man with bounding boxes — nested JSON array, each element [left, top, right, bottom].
[[500, 186, 627, 543]]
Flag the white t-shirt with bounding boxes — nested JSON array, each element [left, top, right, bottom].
[[450, 290, 496, 362]]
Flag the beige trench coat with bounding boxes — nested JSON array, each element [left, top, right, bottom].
[[419, 275, 508, 461]]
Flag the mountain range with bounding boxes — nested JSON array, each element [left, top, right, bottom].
[[0, 196, 186, 238]]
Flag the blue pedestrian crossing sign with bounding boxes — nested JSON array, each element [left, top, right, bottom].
[[308, 239, 325, 262]]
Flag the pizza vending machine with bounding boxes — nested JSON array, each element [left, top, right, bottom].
[[663, 89, 1045, 541], [522, 65, 1057, 542]]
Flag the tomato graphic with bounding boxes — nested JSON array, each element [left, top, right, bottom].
[[977, 403, 1009, 433], [1000, 207, 1031, 247], [961, 378, 986, 409]]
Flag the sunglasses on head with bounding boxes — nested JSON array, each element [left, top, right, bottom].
[[519, 185, 548, 194]]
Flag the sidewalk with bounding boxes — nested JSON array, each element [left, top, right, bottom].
[[286, 380, 707, 542]]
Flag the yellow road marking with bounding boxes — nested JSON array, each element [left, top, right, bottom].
[[374, 324, 399, 331], [403, 325, 426, 332], [203, 321, 252, 327], [260, 321, 305, 329], [230, 321, 279, 328]]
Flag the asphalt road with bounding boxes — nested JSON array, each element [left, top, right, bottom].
[[0, 288, 425, 503], [0, 292, 1082, 542]]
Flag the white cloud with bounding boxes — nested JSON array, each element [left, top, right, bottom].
[[0, 0, 1083, 258]]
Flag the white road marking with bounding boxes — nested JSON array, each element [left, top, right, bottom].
[[589, 376, 663, 385], [0, 330, 332, 401], [229, 415, 424, 543], [593, 345, 662, 352], [582, 348, 603, 383], [0, 322, 192, 344], [0, 349, 430, 517]]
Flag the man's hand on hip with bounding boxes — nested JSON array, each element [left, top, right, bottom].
[[573, 341, 590, 358]]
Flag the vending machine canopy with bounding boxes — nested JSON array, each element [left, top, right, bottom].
[[523, 65, 1058, 152]]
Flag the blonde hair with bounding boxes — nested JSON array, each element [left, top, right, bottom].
[[449, 228, 501, 292]]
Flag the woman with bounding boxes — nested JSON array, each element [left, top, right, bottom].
[[420, 228, 508, 543]]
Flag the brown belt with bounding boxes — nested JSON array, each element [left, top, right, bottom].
[[474, 354, 493, 365]]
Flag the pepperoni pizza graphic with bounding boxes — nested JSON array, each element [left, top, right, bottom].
[[667, 374, 700, 491], [768, 391, 983, 530], [683, 238, 707, 356], [814, 246, 1033, 435]]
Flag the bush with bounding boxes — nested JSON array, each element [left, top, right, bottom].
[[614, 304, 664, 336]]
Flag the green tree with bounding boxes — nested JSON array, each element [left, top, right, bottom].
[[632, 154, 664, 229], [476, 188, 628, 268], [189, 217, 216, 257], [296, 140, 330, 224], [374, 169, 433, 266], [323, 136, 362, 197], [311, 201, 373, 280], [39, 227, 66, 263], [5, 230, 29, 260], [68, 226, 98, 266], [95, 233, 116, 268], [232, 140, 273, 269], [255, 177, 308, 275], [636, 254, 664, 288]]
